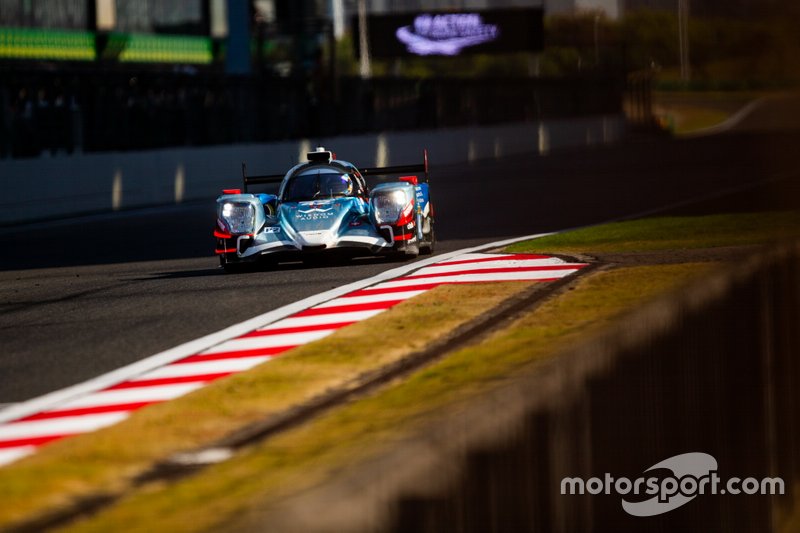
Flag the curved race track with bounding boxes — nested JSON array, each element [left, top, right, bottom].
[[1, 98, 799, 404]]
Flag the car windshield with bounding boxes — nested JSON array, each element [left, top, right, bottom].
[[283, 170, 352, 202]]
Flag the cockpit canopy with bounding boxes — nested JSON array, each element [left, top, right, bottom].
[[282, 167, 353, 202]]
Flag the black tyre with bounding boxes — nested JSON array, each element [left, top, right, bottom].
[[222, 262, 251, 273], [419, 220, 435, 255], [302, 254, 330, 267], [394, 241, 419, 260], [220, 253, 254, 273]]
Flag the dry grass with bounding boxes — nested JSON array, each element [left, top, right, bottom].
[[59, 264, 714, 533], [0, 282, 530, 530], [4, 209, 771, 531]]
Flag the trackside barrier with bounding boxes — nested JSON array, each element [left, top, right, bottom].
[[0, 115, 624, 225], [243, 242, 800, 532]]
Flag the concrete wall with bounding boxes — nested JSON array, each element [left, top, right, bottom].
[[0, 115, 625, 225], [243, 242, 800, 532]]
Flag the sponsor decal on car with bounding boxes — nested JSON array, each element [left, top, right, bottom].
[[297, 208, 335, 221]]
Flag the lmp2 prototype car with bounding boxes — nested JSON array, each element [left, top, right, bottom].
[[214, 147, 435, 271]]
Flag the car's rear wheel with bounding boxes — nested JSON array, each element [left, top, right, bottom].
[[420, 220, 435, 255], [392, 241, 419, 260]]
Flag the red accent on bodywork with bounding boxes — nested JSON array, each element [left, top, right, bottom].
[[394, 233, 414, 241], [223, 189, 242, 194], [215, 248, 237, 255], [399, 176, 418, 185], [214, 229, 233, 239], [395, 201, 415, 226]]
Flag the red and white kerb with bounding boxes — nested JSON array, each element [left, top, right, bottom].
[[0, 253, 586, 467]]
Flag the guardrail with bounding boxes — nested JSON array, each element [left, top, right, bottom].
[[252, 242, 800, 532]]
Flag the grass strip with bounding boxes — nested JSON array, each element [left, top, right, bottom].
[[506, 211, 800, 255], [0, 282, 529, 530], [8, 211, 792, 531], [57, 263, 714, 533]]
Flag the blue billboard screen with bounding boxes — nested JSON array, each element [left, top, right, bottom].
[[355, 8, 544, 58]]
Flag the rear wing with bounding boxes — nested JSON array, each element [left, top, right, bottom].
[[241, 163, 284, 193], [240, 149, 430, 193], [360, 149, 429, 183]]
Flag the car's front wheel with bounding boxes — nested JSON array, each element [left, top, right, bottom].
[[220, 254, 252, 273]]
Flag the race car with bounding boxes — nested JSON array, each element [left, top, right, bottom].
[[214, 147, 435, 271]]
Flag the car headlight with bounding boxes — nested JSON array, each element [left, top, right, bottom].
[[219, 202, 255, 234], [372, 190, 411, 224]]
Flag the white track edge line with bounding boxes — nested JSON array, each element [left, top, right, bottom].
[[0, 232, 554, 425], [680, 96, 767, 138]]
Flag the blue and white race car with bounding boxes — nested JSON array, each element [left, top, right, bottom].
[[214, 147, 435, 271]]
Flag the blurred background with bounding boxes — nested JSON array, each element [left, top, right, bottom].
[[0, 0, 796, 160], [1, 4, 799, 531]]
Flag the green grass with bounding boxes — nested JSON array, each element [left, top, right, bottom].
[[506, 212, 800, 255], [61, 263, 713, 533]]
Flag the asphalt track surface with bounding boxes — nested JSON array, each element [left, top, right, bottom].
[[1, 97, 799, 404]]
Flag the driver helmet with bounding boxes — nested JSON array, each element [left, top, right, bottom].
[[322, 174, 353, 196]]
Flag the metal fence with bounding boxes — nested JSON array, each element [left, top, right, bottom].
[[0, 69, 626, 158]]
